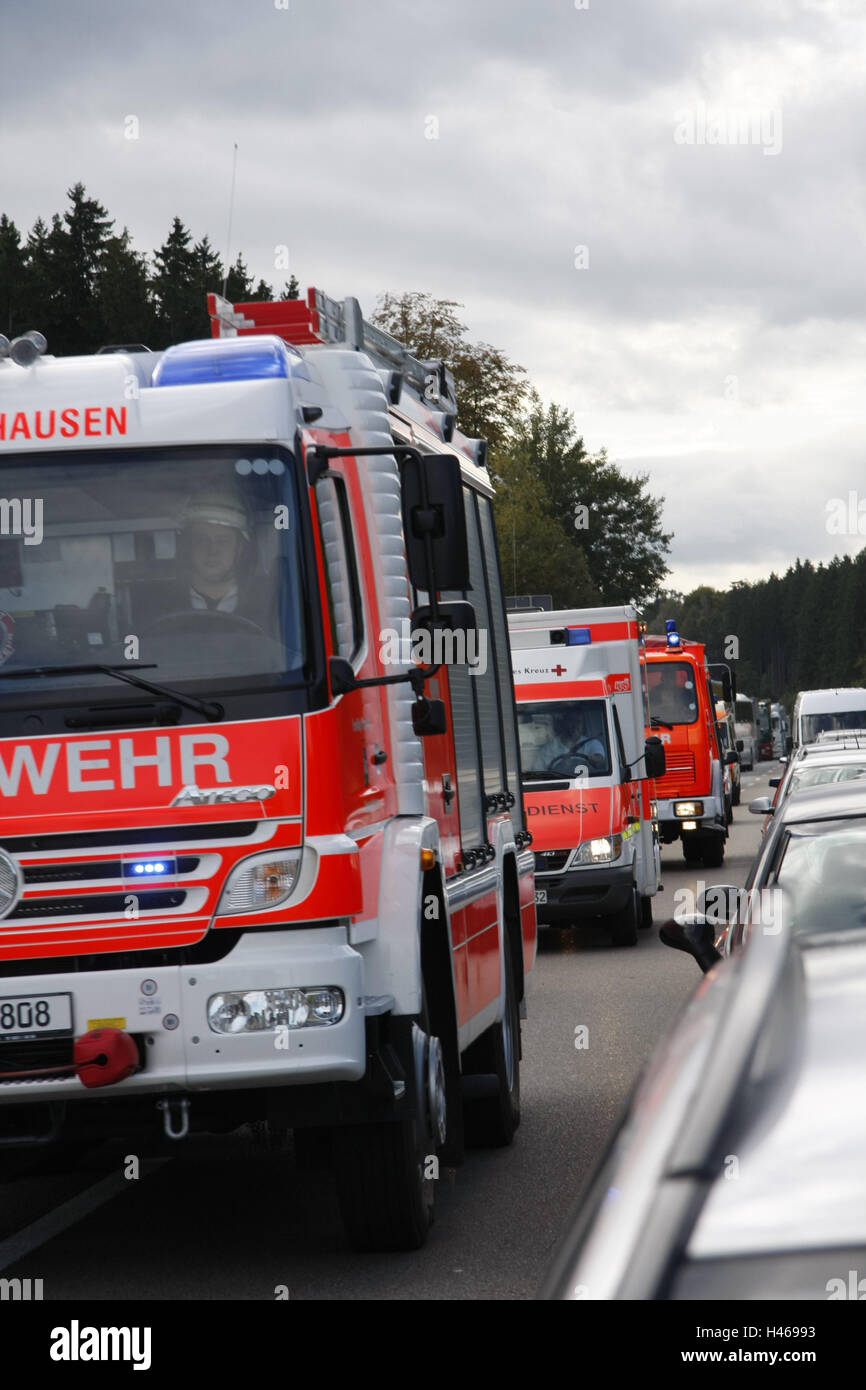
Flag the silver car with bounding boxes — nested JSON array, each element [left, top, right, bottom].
[[541, 783, 866, 1299]]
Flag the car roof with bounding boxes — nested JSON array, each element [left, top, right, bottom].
[[789, 745, 866, 766], [686, 936, 866, 1259], [777, 779, 866, 823]]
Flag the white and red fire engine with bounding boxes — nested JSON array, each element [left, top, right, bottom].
[[508, 606, 665, 947], [0, 292, 536, 1250]]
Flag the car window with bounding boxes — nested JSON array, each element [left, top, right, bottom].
[[772, 820, 866, 936]]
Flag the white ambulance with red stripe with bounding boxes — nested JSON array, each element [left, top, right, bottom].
[[508, 607, 665, 946], [0, 293, 536, 1251]]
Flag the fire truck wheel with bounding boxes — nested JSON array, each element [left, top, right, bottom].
[[700, 836, 725, 869], [333, 1003, 440, 1252], [732, 783, 741, 806], [463, 932, 521, 1147], [682, 838, 703, 865], [639, 895, 653, 929], [610, 885, 640, 947]]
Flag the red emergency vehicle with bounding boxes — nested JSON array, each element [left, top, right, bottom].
[[0, 291, 536, 1250], [645, 620, 733, 867], [508, 606, 665, 946]]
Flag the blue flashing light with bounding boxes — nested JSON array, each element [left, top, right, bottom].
[[129, 860, 169, 877], [665, 618, 682, 649], [152, 335, 301, 388], [566, 627, 592, 645]]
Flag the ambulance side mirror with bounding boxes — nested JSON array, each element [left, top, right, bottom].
[[401, 454, 469, 593], [644, 736, 666, 779]]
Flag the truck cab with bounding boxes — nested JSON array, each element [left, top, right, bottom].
[[645, 621, 730, 868], [508, 606, 664, 947]]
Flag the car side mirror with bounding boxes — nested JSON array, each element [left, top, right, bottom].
[[697, 884, 742, 924], [736, 739, 744, 752], [749, 796, 773, 814], [768, 776, 781, 788], [644, 735, 666, 779], [724, 749, 739, 765], [659, 915, 721, 973]]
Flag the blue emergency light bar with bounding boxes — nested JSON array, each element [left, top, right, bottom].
[[565, 627, 592, 645], [665, 618, 681, 648], [152, 335, 301, 388]]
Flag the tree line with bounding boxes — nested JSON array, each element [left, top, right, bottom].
[[0, 182, 299, 358], [644, 551, 866, 706]]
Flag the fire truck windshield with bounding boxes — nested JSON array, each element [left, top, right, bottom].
[[517, 699, 611, 778], [647, 661, 698, 726], [0, 445, 310, 711]]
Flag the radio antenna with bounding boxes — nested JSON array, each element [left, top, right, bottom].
[[221, 142, 239, 299]]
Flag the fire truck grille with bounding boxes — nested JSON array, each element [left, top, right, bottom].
[[0, 822, 258, 855], [535, 850, 572, 874], [22, 857, 200, 886], [8, 891, 186, 920], [656, 752, 696, 794]]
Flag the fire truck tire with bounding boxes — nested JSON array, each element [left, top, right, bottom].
[[639, 895, 653, 929], [700, 836, 725, 869], [333, 1111, 434, 1251], [334, 1000, 439, 1251], [732, 783, 741, 806], [463, 932, 521, 1147], [682, 838, 703, 865], [610, 885, 640, 947]]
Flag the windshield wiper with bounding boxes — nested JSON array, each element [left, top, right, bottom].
[[650, 716, 673, 730], [0, 663, 224, 722]]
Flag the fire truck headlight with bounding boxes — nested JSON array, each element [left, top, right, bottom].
[[217, 851, 302, 914], [207, 987, 345, 1034], [674, 801, 704, 818], [574, 834, 623, 865]]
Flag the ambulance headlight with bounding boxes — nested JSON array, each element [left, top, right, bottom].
[[207, 987, 344, 1033], [217, 850, 302, 913], [674, 801, 704, 818], [574, 835, 623, 865]]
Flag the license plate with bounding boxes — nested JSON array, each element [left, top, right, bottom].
[[0, 993, 73, 1040], [534, 889, 548, 905]]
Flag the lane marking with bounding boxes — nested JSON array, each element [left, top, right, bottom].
[[0, 1159, 169, 1273]]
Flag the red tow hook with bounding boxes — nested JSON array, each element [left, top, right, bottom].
[[0, 1027, 139, 1087]]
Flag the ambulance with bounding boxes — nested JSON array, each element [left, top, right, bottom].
[[645, 621, 733, 867], [0, 290, 536, 1252], [508, 607, 665, 946]]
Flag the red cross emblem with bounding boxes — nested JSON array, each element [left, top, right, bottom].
[[551, 664, 566, 677]]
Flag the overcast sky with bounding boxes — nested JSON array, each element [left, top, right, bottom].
[[2, 0, 864, 594]]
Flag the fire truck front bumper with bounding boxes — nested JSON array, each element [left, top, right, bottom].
[[655, 797, 726, 843], [0, 927, 368, 1105], [534, 862, 634, 924]]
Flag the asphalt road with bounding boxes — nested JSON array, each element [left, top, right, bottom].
[[0, 766, 772, 1301]]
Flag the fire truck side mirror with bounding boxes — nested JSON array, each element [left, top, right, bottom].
[[644, 736, 666, 779], [411, 600, 477, 642], [401, 454, 470, 593], [412, 696, 447, 737]]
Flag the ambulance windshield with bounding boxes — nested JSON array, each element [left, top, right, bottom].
[[0, 445, 310, 717], [647, 661, 698, 726], [517, 700, 611, 779]]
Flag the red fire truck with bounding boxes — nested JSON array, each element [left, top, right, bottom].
[[645, 621, 733, 868], [0, 292, 536, 1250], [509, 606, 665, 946]]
